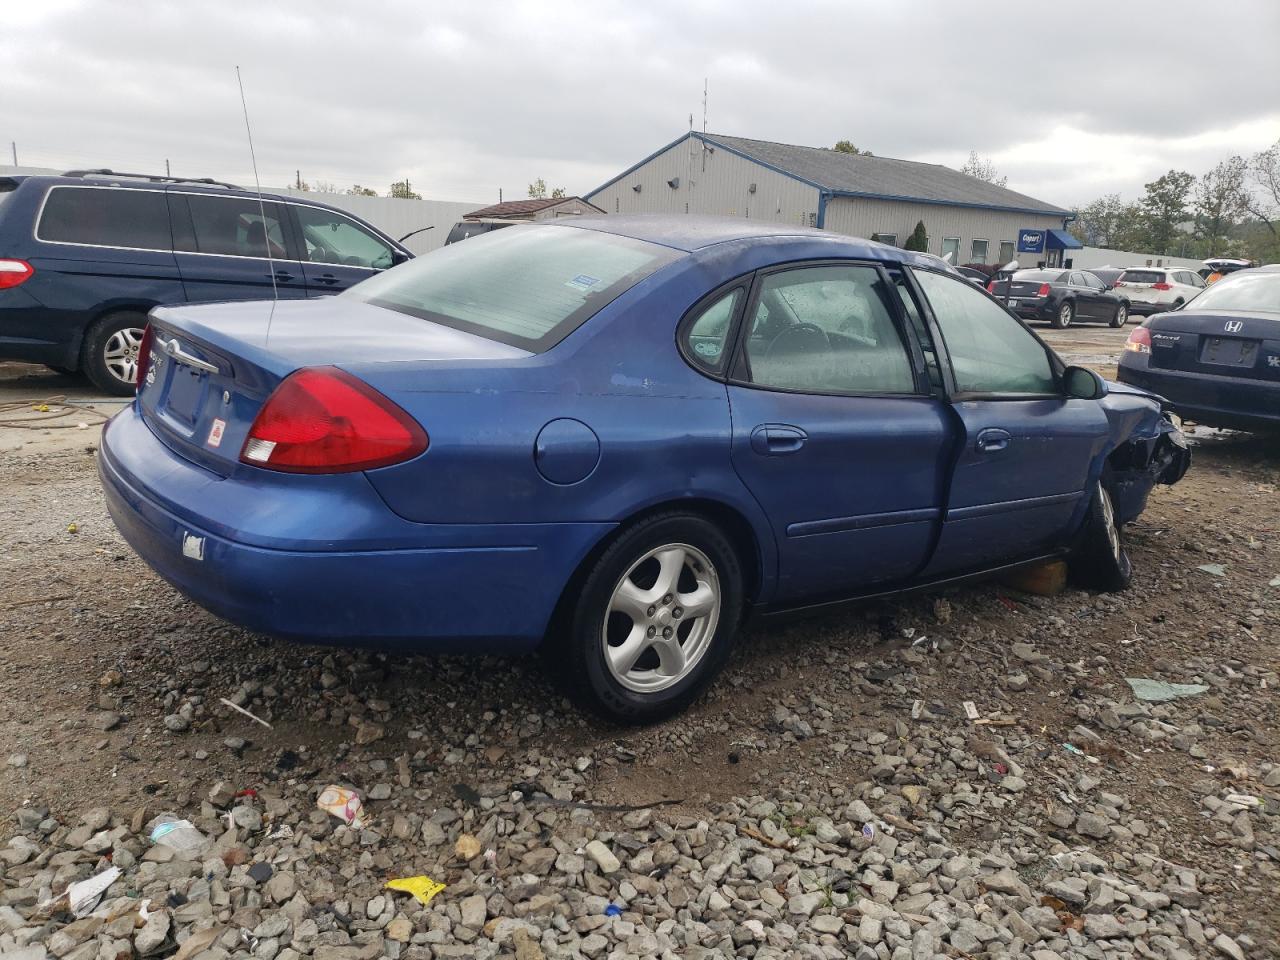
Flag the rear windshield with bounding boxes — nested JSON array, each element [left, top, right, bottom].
[[1120, 270, 1166, 284], [1184, 271, 1280, 314], [1013, 270, 1065, 282], [38, 186, 171, 251], [350, 225, 681, 351]]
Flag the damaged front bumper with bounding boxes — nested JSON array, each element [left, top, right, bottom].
[[1108, 413, 1191, 523]]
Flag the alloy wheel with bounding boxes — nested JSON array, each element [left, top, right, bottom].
[[103, 326, 146, 386], [1058, 304, 1073, 327], [602, 542, 721, 694]]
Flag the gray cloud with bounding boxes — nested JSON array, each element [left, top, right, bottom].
[[3, 0, 1277, 209]]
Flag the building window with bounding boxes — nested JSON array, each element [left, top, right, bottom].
[[970, 239, 989, 264], [807, 212, 817, 227], [940, 237, 960, 262], [871, 233, 898, 246], [998, 240, 1015, 264]]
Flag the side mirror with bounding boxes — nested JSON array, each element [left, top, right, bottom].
[[390, 250, 411, 267], [1063, 365, 1108, 400]]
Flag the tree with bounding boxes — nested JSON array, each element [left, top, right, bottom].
[[960, 151, 1007, 187], [347, 184, 378, 196], [833, 140, 871, 156], [903, 220, 929, 251], [1139, 169, 1195, 255], [1244, 139, 1280, 262], [389, 179, 421, 200], [1193, 157, 1249, 255], [312, 180, 338, 194], [551, 186, 566, 199]]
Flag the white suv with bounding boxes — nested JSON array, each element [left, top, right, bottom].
[[1114, 267, 1205, 315]]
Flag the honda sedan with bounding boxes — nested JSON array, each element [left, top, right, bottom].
[[99, 217, 1189, 722]]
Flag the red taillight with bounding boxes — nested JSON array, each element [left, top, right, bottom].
[[1124, 326, 1152, 354], [0, 259, 34, 290], [1152, 282, 1172, 291], [240, 367, 427, 473], [1037, 283, 1051, 297], [135, 324, 155, 390], [986, 281, 996, 292]]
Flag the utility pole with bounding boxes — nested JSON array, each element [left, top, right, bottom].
[[10, 142, 16, 167], [165, 158, 170, 176], [295, 169, 301, 189], [499, 187, 503, 203]]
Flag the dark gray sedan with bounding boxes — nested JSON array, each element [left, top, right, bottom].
[[989, 269, 1129, 328]]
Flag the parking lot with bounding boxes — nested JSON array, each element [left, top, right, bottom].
[[1, 321, 1277, 959]]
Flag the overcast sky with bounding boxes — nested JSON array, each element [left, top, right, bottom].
[[5, 1, 1278, 209]]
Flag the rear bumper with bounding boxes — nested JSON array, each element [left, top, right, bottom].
[[97, 404, 611, 651], [1117, 357, 1280, 432]]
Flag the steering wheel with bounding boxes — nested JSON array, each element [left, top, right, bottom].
[[763, 322, 831, 363]]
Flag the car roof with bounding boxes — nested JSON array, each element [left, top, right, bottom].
[[551, 213, 938, 265], [19, 173, 296, 204]]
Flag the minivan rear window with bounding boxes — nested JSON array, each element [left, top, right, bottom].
[[1120, 270, 1165, 284], [38, 186, 171, 251], [350, 224, 681, 352]]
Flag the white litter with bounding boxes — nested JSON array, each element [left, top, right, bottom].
[[68, 866, 121, 917]]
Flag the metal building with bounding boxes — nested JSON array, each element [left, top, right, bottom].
[[586, 132, 1072, 267]]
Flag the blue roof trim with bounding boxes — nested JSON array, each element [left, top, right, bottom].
[[827, 189, 1066, 218], [585, 132, 826, 200], [693, 133, 827, 192], [585, 134, 691, 199]]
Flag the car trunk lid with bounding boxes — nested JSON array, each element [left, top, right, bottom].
[[137, 297, 530, 477], [1145, 311, 1280, 382]]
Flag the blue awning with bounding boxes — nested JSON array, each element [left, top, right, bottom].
[[1046, 228, 1082, 250]]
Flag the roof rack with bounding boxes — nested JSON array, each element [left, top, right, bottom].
[[60, 169, 242, 190]]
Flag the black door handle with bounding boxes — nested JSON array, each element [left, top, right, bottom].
[[314, 274, 340, 285], [273, 270, 295, 282]]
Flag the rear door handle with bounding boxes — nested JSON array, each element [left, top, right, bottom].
[[750, 424, 808, 456], [273, 270, 296, 282], [314, 273, 340, 285], [976, 428, 1011, 453]]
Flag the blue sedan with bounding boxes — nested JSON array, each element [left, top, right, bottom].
[[98, 217, 1189, 722], [1118, 265, 1280, 431]]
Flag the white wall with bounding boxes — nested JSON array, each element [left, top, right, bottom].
[[276, 189, 483, 254], [1065, 246, 1205, 272]]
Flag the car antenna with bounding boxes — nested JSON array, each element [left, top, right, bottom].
[[236, 66, 279, 342]]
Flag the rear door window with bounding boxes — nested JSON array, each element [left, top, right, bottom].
[[735, 264, 917, 395], [38, 186, 172, 251], [683, 287, 744, 375], [183, 195, 288, 259]]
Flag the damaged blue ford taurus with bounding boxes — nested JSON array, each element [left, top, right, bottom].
[[97, 217, 1189, 722]]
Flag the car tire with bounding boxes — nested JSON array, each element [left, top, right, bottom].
[[1070, 480, 1132, 592], [82, 312, 148, 396], [1052, 301, 1074, 329], [560, 512, 744, 724], [1109, 303, 1128, 328]]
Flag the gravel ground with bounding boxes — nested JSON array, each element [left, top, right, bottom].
[[1, 326, 1278, 959]]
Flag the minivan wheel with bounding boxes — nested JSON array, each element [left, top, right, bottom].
[[1069, 480, 1132, 592], [1109, 303, 1128, 328], [83, 312, 148, 396], [563, 513, 744, 724], [1052, 302, 1074, 329]]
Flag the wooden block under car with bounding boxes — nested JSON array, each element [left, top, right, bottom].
[[1000, 560, 1068, 596]]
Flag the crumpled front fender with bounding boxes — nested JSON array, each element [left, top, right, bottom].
[[1096, 381, 1191, 524]]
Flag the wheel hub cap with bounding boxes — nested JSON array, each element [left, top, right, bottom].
[[602, 543, 721, 694]]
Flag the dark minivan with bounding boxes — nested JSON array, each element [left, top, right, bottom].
[[0, 170, 411, 394]]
